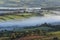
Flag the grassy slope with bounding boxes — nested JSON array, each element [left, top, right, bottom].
[[0, 13, 34, 22]]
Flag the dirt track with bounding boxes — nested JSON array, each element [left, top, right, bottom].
[[17, 35, 46, 40]]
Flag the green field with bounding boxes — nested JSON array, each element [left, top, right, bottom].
[[0, 37, 10, 40], [14, 26, 52, 32], [0, 13, 36, 22]]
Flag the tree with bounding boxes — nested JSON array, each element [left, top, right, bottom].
[[34, 29, 41, 36], [42, 31, 47, 36], [10, 33, 16, 40], [53, 37, 59, 40]]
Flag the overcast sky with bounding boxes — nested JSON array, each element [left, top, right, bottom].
[[0, 0, 21, 7], [0, 0, 60, 7]]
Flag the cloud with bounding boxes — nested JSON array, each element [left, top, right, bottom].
[[0, 1, 5, 4], [9, 0, 21, 2], [6, 3, 18, 7]]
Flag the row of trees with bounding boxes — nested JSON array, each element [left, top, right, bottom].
[[0, 29, 47, 40]]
